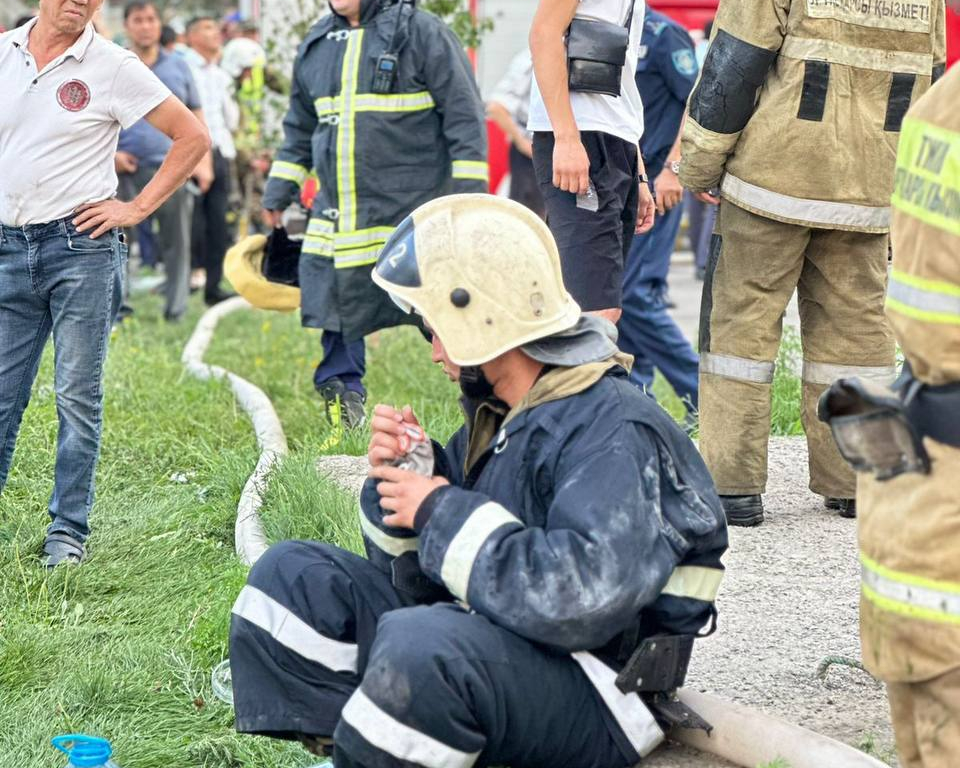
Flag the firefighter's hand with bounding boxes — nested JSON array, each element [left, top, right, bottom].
[[368, 405, 425, 468], [371, 465, 449, 529], [263, 209, 284, 228], [695, 191, 720, 205], [654, 166, 684, 215], [115, 151, 138, 174], [553, 135, 590, 194], [635, 182, 656, 234], [74, 199, 147, 239]]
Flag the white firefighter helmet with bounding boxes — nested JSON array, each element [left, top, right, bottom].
[[372, 194, 581, 366], [224, 235, 300, 312]]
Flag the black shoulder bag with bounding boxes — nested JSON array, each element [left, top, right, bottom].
[[566, 0, 636, 97]]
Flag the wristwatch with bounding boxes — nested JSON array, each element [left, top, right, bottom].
[[639, 172, 653, 190], [670, 159, 682, 175]]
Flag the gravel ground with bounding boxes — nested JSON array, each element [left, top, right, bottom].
[[316, 437, 894, 767]]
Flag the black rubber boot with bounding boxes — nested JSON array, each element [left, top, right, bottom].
[[825, 497, 857, 518], [719, 495, 765, 527]]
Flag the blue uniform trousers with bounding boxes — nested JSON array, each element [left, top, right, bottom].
[[229, 541, 639, 768], [314, 331, 367, 395], [618, 203, 699, 413]]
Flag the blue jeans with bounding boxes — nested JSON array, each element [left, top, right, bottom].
[[619, 203, 699, 413], [314, 331, 366, 396], [0, 219, 125, 543]]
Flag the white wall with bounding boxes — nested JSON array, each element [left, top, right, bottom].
[[477, 0, 538, 96]]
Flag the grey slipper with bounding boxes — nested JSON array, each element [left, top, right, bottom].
[[42, 532, 86, 569]]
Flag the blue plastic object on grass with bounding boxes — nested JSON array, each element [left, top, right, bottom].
[[52, 735, 121, 768]]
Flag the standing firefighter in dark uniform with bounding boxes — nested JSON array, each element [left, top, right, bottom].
[[262, 0, 488, 428], [680, 0, 947, 526]]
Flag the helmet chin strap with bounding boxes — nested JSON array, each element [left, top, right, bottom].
[[459, 366, 495, 400]]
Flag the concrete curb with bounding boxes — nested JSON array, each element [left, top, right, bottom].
[[183, 296, 284, 565]]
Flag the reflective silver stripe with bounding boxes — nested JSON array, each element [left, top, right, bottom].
[[571, 652, 664, 758], [661, 566, 724, 602], [337, 30, 363, 234], [722, 173, 891, 230], [353, 91, 436, 112], [302, 236, 334, 257], [802, 361, 898, 386], [452, 160, 490, 181], [269, 161, 309, 185], [440, 502, 523, 600], [335, 249, 383, 269], [888, 275, 960, 320], [358, 504, 419, 557], [334, 228, 394, 247], [780, 36, 933, 75], [341, 689, 480, 768], [861, 560, 960, 623], [231, 585, 358, 672], [307, 217, 335, 236], [700, 352, 775, 384]]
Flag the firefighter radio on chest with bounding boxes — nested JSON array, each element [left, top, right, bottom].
[[372, 53, 399, 94]]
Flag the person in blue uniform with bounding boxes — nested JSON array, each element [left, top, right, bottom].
[[618, 9, 700, 415]]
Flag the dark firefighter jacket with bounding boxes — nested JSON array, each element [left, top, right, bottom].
[[680, 0, 946, 233], [357, 342, 729, 667], [263, 0, 488, 341]]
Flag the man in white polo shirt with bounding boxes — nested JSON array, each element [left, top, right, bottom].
[[0, 0, 210, 567]]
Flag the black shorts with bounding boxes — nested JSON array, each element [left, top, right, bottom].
[[533, 131, 639, 311]]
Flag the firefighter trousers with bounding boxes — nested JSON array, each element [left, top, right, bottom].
[[888, 668, 960, 768], [698, 202, 896, 498], [229, 540, 645, 768]]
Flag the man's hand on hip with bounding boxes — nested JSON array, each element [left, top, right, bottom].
[[370, 465, 449, 529], [552, 135, 590, 194], [74, 200, 148, 239], [635, 182, 656, 234], [654, 166, 684, 215]]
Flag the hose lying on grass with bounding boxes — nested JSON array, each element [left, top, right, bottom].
[[183, 296, 284, 565]]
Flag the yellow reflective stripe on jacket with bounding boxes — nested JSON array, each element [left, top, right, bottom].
[[335, 30, 364, 235], [452, 160, 490, 181], [315, 91, 435, 115], [307, 217, 335, 236], [887, 268, 960, 325], [269, 160, 309, 186], [780, 36, 933, 75], [303, 217, 334, 257], [861, 551, 960, 626], [892, 117, 960, 238], [660, 566, 723, 602]]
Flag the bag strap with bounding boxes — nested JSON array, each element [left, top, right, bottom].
[[622, 0, 636, 32]]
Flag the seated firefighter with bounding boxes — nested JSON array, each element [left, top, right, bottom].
[[228, 195, 728, 768]]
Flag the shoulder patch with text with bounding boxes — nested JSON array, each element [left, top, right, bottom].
[[806, 0, 931, 32]]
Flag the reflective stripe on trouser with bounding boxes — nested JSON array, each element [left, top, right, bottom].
[[858, 439, 960, 683], [699, 202, 894, 496], [230, 541, 654, 768], [887, 669, 960, 768]]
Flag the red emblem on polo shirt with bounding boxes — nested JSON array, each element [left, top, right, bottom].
[[57, 80, 91, 112]]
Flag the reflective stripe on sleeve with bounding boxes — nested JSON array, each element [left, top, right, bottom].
[[802, 361, 898, 386], [341, 688, 481, 768], [722, 173, 891, 230], [358, 504, 419, 557], [887, 269, 960, 325], [861, 551, 960, 626], [891, 117, 960, 237], [268, 160, 309, 186], [439, 502, 523, 600], [571, 652, 665, 758], [231, 585, 359, 672], [452, 160, 490, 182], [780, 36, 933, 75], [700, 352, 775, 384], [661, 566, 724, 602]]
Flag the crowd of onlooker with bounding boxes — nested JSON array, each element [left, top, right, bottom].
[[4, 6, 275, 323]]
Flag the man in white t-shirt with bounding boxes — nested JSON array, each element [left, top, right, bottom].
[[0, 0, 210, 567], [529, 0, 656, 324]]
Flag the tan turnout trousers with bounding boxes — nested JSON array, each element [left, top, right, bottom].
[[698, 201, 896, 498], [888, 669, 960, 768]]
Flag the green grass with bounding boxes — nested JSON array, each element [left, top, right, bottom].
[[0, 289, 807, 767]]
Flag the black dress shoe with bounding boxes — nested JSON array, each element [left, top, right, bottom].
[[825, 497, 857, 518], [720, 494, 765, 527]]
